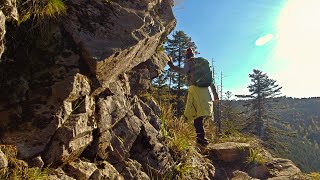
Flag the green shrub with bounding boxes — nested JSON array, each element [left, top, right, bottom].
[[158, 103, 196, 179], [246, 148, 266, 165], [174, 162, 193, 179], [0, 145, 48, 180], [17, 0, 67, 24]]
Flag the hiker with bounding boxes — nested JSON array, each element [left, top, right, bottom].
[[167, 48, 219, 147]]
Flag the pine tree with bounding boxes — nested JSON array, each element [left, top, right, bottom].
[[165, 30, 197, 115], [236, 69, 282, 139]]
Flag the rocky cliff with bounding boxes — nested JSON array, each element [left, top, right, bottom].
[[0, 0, 306, 179], [0, 0, 177, 179]]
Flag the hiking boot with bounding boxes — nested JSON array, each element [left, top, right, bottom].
[[197, 138, 209, 147], [194, 117, 208, 147]]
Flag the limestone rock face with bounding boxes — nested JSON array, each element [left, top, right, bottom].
[[66, 159, 99, 180], [0, 0, 17, 59], [63, 0, 175, 93], [48, 168, 76, 180], [113, 159, 150, 180], [232, 171, 259, 180], [90, 161, 124, 180], [129, 122, 173, 177], [183, 152, 215, 180], [28, 156, 44, 169], [267, 158, 301, 180], [247, 164, 270, 179], [0, 0, 176, 178]]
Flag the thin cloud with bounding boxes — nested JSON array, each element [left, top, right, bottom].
[[256, 34, 273, 46], [255, 34, 274, 46]]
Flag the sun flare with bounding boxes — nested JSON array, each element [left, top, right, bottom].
[[255, 34, 273, 46], [277, 0, 320, 62], [274, 0, 320, 97]]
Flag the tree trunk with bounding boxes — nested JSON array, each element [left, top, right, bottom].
[[177, 49, 182, 116], [257, 77, 264, 138]]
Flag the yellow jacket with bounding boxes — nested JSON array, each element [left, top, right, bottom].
[[184, 85, 214, 121]]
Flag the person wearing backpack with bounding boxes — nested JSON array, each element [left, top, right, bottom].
[[167, 47, 219, 147]]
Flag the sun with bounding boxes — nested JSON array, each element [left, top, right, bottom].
[[277, 0, 320, 62], [272, 0, 320, 97]]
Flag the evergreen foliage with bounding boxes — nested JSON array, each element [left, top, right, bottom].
[[273, 97, 320, 172], [236, 69, 283, 139], [233, 97, 320, 172]]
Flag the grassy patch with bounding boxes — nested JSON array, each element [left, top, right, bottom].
[[160, 104, 196, 154], [158, 103, 198, 179], [17, 0, 67, 24], [174, 162, 193, 179], [0, 145, 48, 180], [246, 148, 266, 165], [218, 130, 253, 143], [307, 172, 320, 179]]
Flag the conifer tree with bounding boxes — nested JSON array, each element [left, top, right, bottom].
[[165, 30, 197, 115], [236, 69, 282, 139]]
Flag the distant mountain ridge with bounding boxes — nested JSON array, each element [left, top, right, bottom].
[[232, 97, 320, 172]]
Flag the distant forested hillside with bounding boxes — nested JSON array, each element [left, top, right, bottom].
[[232, 97, 320, 173]]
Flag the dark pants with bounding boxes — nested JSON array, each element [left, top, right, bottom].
[[194, 116, 208, 146]]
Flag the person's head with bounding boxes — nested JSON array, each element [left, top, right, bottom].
[[186, 47, 194, 60]]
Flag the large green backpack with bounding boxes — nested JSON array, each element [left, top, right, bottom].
[[189, 57, 213, 87]]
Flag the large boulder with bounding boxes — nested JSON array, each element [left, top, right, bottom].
[[66, 159, 99, 180], [247, 164, 270, 179], [232, 171, 259, 180], [129, 122, 174, 178], [1, 73, 94, 160], [113, 159, 150, 180], [43, 112, 96, 167], [266, 158, 301, 180], [208, 142, 250, 162], [48, 168, 76, 180], [63, 0, 175, 95], [90, 161, 124, 180], [183, 152, 215, 180]]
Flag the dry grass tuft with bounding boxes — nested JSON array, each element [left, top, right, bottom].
[[0, 145, 48, 180]]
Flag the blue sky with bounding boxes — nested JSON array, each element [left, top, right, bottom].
[[172, 0, 320, 98]]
